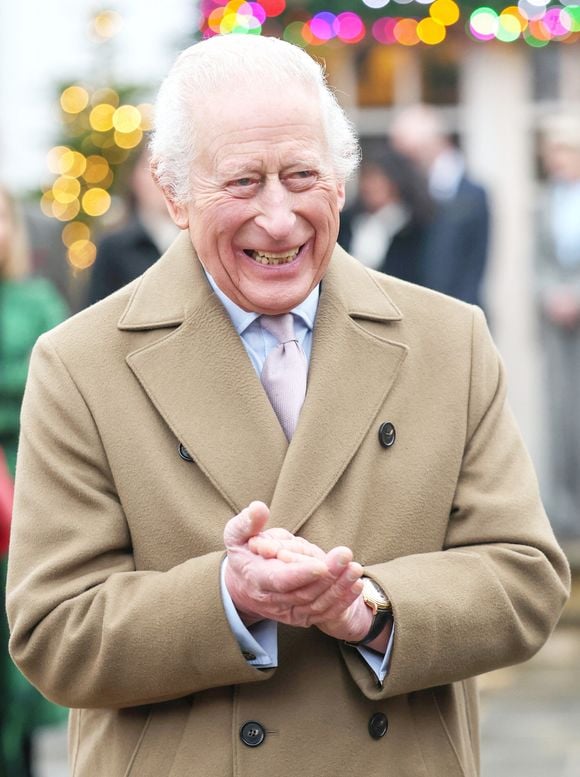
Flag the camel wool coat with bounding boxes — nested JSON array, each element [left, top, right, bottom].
[[7, 232, 570, 777]]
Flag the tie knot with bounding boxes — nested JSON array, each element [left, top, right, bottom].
[[260, 313, 296, 345]]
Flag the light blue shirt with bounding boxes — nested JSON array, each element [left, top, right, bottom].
[[206, 271, 392, 683]]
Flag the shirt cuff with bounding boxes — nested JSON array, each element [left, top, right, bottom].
[[220, 558, 278, 668], [356, 621, 395, 684]]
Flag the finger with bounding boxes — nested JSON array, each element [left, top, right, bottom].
[[259, 556, 328, 593], [223, 501, 270, 549], [325, 546, 355, 578], [296, 565, 363, 622], [262, 575, 334, 606], [249, 534, 326, 562]]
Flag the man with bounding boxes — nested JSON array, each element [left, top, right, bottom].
[[390, 104, 490, 308], [7, 35, 569, 777], [87, 147, 179, 306], [534, 114, 580, 539]]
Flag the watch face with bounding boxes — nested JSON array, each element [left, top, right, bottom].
[[363, 578, 390, 611]]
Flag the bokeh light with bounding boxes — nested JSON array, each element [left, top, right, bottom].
[[430, 0, 460, 26], [90, 103, 116, 132], [83, 155, 111, 184], [67, 239, 97, 269], [82, 188, 111, 217], [470, 7, 498, 40], [92, 10, 124, 40], [418, 17, 447, 44], [394, 17, 420, 45], [372, 16, 397, 43], [362, 0, 391, 8], [58, 150, 87, 178], [112, 105, 142, 133], [62, 221, 91, 248], [335, 12, 366, 43], [60, 86, 89, 114], [52, 176, 81, 204], [309, 12, 337, 41], [114, 128, 143, 149], [260, 0, 286, 16], [47, 146, 70, 175], [52, 199, 81, 222]]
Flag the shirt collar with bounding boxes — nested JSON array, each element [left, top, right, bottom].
[[204, 270, 320, 336]]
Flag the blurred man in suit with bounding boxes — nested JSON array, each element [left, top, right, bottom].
[[7, 35, 568, 777], [390, 104, 490, 308], [87, 147, 178, 305]]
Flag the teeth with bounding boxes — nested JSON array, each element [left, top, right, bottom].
[[250, 248, 300, 266]]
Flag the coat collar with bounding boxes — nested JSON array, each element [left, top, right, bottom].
[[123, 233, 407, 531], [118, 230, 402, 331]]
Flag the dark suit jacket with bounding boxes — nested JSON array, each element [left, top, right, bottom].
[[87, 217, 160, 306], [338, 206, 428, 286], [422, 176, 490, 307]]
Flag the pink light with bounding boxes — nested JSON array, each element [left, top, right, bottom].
[[310, 11, 337, 40], [336, 12, 365, 43], [372, 17, 397, 44]]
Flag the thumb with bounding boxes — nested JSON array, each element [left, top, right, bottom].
[[223, 501, 270, 549]]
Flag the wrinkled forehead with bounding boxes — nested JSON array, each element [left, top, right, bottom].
[[191, 81, 330, 166]]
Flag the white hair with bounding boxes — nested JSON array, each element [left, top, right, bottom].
[[150, 34, 360, 204]]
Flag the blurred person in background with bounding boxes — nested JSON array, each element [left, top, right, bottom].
[[390, 104, 490, 309], [338, 147, 434, 285], [87, 146, 178, 305], [0, 184, 68, 777], [535, 115, 580, 541]]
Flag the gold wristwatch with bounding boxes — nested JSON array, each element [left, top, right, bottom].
[[346, 577, 392, 646]]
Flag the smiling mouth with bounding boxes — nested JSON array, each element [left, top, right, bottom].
[[244, 246, 302, 266]]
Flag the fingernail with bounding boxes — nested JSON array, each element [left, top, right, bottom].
[[347, 567, 360, 581], [338, 553, 350, 567]]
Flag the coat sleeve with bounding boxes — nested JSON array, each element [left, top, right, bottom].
[[6, 334, 274, 710], [340, 306, 570, 700]]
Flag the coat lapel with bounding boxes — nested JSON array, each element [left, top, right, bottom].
[[269, 247, 408, 533], [121, 232, 287, 514], [121, 235, 408, 524]]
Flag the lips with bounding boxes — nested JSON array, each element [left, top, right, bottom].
[[244, 246, 301, 266]]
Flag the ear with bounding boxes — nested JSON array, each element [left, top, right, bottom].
[[336, 180, 346, 212], [150, 162, 190, 229]]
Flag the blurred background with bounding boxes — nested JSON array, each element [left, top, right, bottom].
[[1, 1, 579, 775]]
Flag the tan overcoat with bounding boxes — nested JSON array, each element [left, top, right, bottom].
[[7, 233, 570, 777]]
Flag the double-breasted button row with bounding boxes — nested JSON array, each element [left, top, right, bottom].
[[240, 721, 266, 747], [240, 715, 387, 747]]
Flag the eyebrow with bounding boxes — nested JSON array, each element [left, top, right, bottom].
[[219, 157, 321, 180]]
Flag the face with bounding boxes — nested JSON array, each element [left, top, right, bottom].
[[165, 83, 345, 314], [359, 166, 397, 213], [542, 141, 580, 182]]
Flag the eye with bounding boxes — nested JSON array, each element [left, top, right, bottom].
[[226, 176, 261, 197], [285, 170, 318, 190]]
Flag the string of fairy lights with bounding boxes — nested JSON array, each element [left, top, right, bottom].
[[200, 1, 580, 46], [45, 3, 580, 271]]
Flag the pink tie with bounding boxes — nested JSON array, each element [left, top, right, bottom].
[[260, 314, 308, 441]]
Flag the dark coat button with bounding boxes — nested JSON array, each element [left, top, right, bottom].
[[178, 443, 194, 462], [378, 422, 396, 449], [368, 712, 388, 739], [240, 721, 266, 747]]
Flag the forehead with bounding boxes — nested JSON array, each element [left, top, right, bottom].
[[193, 83, 330, 174]]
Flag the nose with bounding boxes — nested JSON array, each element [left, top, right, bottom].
[[254, 178, 296, 240]]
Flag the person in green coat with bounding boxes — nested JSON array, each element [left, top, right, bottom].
[[0, 184, 69, 777]]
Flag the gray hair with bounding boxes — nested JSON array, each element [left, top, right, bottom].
[[150, 35, 360, 204]]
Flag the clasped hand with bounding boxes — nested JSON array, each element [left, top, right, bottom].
[[223, 501, 373, 643]]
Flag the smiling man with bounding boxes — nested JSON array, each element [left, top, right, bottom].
[[7, 35, 569, 777]]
